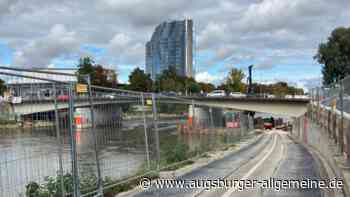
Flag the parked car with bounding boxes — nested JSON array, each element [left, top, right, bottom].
[[207, 90, 226, 97], [103, 93, 116, 99], [229, 92, 246, 98], [161, 91, 177, 96], [57, 95, 69, 101]]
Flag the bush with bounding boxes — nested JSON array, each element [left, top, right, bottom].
[[25, 173, 75, 197], [163, 142, 189, 164]]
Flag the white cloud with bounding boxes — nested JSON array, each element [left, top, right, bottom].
[[12, 24, 82, 67], [0, 0, 349, 84], [195, 71, 222, 84], [0, 0, 18, 17], [107, 33, 144, 65]]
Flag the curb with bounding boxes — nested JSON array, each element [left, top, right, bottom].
[[288, 134, 348, 197]]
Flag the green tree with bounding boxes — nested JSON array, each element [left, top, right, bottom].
[[184, 77, 200, 95], [315, 27, 350, 85], [128, 68, 153, 92], [225, 68, 246, 93], [198, 82, 215, 93], [155, 67, 183, 92], [76, 57, 118, 87]]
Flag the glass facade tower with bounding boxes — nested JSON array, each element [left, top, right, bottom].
[[145, 19, 193, 80]]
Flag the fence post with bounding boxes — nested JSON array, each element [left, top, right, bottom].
[[328, 110, 331, 138], [347, 121, 350, 165], [86, 75, 104, 196], [339, 80, 344, 153], [333, 113, 337, 144], [151, 93, 160, 170], [316, 87, 320, 124], [68, 82, 80, 197], [191, 100, 195, 130], [53, 83, 65, 197], [141, 93, 150, 169], [209, 107, 214, 131]]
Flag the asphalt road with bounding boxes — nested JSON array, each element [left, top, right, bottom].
[[135, 130, 336, 197]]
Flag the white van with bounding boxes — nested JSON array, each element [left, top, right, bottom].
[[207, 90, 226, 97]]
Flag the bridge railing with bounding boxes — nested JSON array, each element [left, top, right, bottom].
[[0, 67, 256, 197]]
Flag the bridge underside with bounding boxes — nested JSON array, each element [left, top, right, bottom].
[[194, 100, 308, 117]]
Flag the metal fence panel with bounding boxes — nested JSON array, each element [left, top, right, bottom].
[[0, 73, 72, 197], [0, 67, 257, 197]]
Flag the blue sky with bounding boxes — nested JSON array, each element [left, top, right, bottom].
[[0, 0, 348, 90]]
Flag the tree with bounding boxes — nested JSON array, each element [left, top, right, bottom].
[[225, 68, 246, 93], [315, 27, 350, 85], [198, 82, 215, 93], [128, 68, 153, 92], [155, 67, 184, 92], [251, 82, 304, 97], [184, 77, 200, 95], [76, 57, 118, 87]]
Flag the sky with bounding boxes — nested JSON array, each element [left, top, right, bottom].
[[0, 0, 349, 91]]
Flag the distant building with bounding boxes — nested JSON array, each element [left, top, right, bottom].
[[146, 19, 193, 80]]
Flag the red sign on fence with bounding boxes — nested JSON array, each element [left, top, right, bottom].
[[226, 121, 240, 128]]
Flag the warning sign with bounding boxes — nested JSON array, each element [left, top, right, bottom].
[[146, 99, 152, 105], [76, 84, 88, 93]]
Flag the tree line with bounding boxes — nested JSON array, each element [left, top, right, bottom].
[[76, 57, 304, 96]]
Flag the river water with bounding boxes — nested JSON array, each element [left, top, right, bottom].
[[0, 122, 242, 196]]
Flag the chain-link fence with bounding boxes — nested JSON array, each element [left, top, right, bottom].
[[0, 67, 256, 197], [296, 75, 350, 166]]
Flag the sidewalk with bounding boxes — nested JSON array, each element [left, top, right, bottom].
[[291, 119, 350, 197], [117, 130, 267, 197]]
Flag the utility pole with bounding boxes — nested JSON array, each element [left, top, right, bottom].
[[247, 65, 254, 95]]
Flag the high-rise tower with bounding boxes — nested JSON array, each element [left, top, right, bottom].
[[145, 19, 193, 80]]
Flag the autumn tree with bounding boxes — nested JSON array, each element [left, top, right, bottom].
[[76, 57, 118, 88]]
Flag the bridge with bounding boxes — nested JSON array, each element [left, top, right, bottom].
[[0, 67, 348, 197], [9, 95, 309, 117]]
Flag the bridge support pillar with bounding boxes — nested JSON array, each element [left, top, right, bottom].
[[185, 106, 224, 133]]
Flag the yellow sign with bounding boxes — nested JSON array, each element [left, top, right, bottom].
[[146, 99, 152, 105], [3, 91, 11, 98], [331, 98, 337, 110], [76, 84, 88, 93]]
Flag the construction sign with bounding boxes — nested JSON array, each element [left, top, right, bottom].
[[146, 99, 152, 105], [76, 84, 88, 93]]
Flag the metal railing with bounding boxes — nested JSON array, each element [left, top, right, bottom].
[[0, 67, 256, 197]]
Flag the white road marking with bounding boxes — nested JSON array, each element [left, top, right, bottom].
[[221, 134, 278, 197]]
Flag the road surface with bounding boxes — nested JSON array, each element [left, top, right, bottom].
[[135, 130, 341, 197]]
